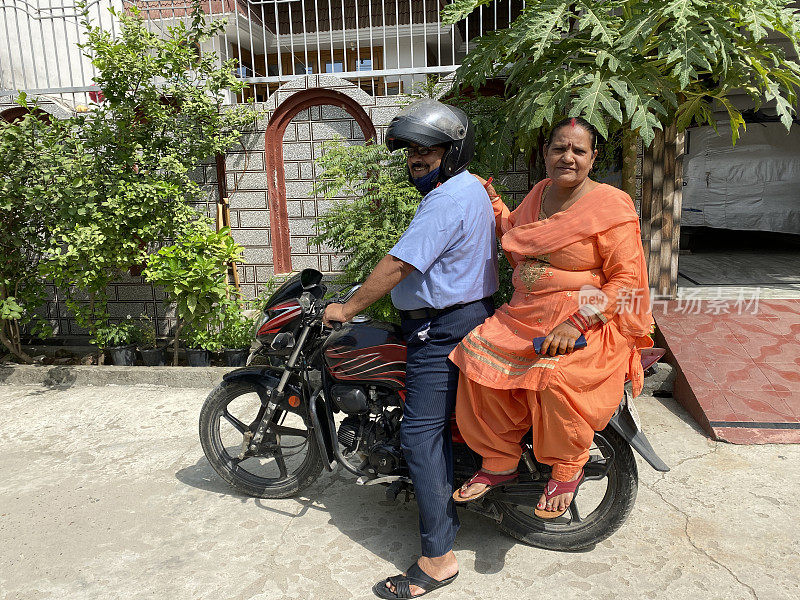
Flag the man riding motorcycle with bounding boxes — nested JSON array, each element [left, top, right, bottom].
[[323, 98, 498, 599]]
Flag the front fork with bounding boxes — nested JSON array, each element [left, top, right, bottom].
[[247, 323, 313, 452]]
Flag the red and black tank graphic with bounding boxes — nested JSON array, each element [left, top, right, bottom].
[[324, 323, 407, 389], [325, 343, 406, 388]]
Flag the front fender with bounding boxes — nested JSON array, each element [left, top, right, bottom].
[[222, 365, 310, 414], [222, 365, 283, 388]]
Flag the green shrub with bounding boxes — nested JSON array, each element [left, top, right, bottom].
[[0, 105, 62, 363], [144, 222, 242, 364], [219, 301, 255, 349], [182, 322, 223, 352], [312, 140, 421, 321], [137, 313, 158, 349], [37, 0, 256, 343], [91, 316, 143, 349]]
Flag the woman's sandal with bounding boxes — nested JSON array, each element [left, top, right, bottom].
[[452, 470, 518, 503], [534, 469, 585, 519], [372, 562, 459, 599]]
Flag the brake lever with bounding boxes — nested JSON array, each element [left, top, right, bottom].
[[317, 298, 343, 331]]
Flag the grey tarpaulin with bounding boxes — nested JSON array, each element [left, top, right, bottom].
[[682, 122, 800, 234]]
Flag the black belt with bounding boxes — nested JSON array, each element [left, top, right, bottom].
[[398, 297, 490, 321]]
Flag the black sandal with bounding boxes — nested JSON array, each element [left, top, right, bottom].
[[372, 562, 459, 599]]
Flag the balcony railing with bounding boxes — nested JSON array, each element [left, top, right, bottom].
[[0, 0, 524, 104]]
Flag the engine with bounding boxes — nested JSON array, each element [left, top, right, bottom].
[[324, 317, 408, 477], [337, 408, 403, 476]]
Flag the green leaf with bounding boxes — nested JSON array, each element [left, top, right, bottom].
[[440, 0, 493, 25], [571, 75, 616, 139], [576, 0, 619, 45]]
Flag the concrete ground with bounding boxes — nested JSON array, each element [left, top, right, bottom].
[[0, 382, 797, 600]]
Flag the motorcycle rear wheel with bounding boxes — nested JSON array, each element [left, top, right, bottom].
[[199, 380, 323, 499], [493, 426, 637, 551]]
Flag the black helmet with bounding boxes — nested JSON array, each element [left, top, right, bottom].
[[385, 99, 475, 182]]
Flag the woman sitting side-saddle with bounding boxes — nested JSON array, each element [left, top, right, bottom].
[[451, 117, 654, 517]]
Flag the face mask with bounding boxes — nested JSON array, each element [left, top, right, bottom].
[[412, 166, 440, 195]]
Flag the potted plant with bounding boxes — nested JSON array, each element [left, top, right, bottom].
[[219, 301, 255, 367], [143, 222, 244, 365], [137, 313, 167, 366], [182, 322, 223, 367], [91, 316, 143, 366]]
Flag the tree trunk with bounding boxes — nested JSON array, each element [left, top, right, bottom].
[[0, 284, 34, 364], [172, 319, 184, 366], [621, 127, 637, 201], [530, 131, 547, 185], [0, 321, 34, 364]]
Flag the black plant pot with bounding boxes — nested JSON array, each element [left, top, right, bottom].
[[140, 346, 167, 366], [107, 344, 137, 366], [223, 348, 249, 367], [185, 348, 210, 367]]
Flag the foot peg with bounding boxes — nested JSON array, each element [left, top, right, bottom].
[[385, 480, 404, 501]]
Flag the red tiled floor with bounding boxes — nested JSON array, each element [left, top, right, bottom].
[[757, 363, 800, 389], [743, 313, 797, 333], [714, 363, 774, 392], [677, 360, 721, 389], [657, 299, 800, 444], [720, 389, 797, 423], [738, 338, 800, 364], [690, 387, 740, 422], [713, 427, 800, 444], [768, 387, 800, 415]]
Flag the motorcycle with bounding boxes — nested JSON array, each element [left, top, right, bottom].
[[199, 268, 669, 551]]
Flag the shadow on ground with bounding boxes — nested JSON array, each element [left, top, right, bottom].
[[175, 456, 520, 575], [0, 365, 78, 389]]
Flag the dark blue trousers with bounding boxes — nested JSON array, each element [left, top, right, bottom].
[[400, 298, 494, 558]]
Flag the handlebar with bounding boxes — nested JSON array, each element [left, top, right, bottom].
[[310, 282, 362, 332]]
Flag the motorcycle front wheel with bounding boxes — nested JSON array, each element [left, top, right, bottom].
[[492, 425, 637, 551], [199, 380, 323, 499]]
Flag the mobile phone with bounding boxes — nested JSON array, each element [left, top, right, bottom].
[[533, 334, 587, 354]]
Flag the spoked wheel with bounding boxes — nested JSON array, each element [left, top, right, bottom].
[[491, 426, 637, 551], [199, 380, 323, 498]]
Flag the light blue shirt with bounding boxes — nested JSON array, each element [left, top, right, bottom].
[[389, 170, 498, 310]]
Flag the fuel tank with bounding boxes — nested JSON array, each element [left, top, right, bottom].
[[324, 318, 406, 390]]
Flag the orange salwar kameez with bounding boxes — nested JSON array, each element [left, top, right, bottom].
[[449, 180, 654, 481]]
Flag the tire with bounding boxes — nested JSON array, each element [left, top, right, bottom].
[[199, 380, 323, 499], [494, 426, 637, 551]]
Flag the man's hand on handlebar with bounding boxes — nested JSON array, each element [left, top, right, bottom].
[[323, 302, 350, 329]]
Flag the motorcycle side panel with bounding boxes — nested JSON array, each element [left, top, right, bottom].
[[324, 321, 407, 390]]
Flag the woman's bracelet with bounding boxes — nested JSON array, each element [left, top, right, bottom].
[[573, 311, 591, 330], [567, 311, 596, 334], [567, 315, 587, 334]]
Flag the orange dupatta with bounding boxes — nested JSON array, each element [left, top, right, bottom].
[[502, 179, 653, 343]]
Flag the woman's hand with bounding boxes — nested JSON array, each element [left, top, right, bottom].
[[539, 321, 582, 356], [473, 174, 498, 198]]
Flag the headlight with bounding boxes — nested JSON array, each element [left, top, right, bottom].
[[253, 312, 269, 337]]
